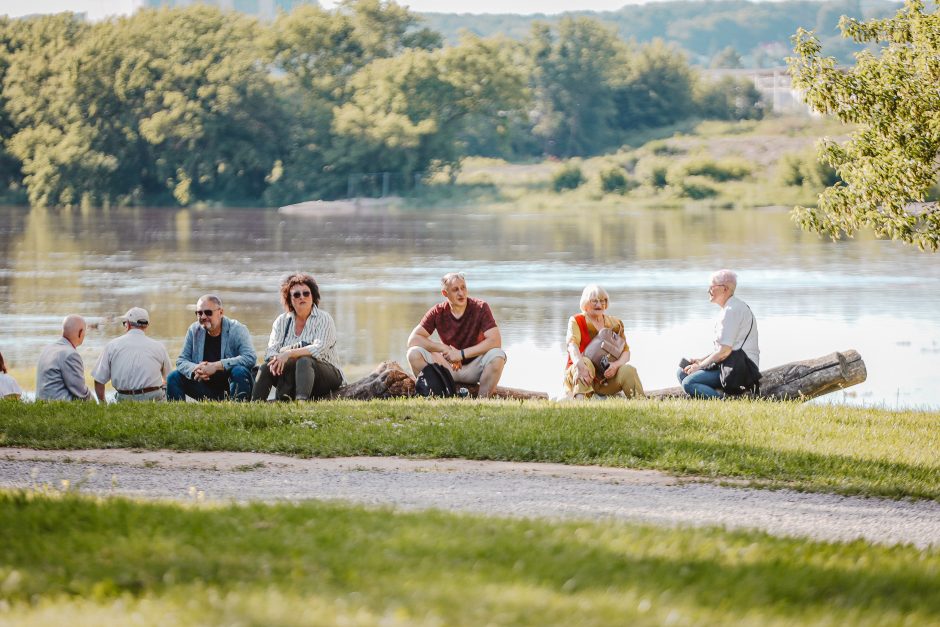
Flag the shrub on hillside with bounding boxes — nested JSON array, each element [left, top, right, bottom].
[[674, 175, 719, 199], [599, 167, 637, 194], [675, 157, 752, 182], [636, 158, 670, 188], [777, 152, 840, 189], [552, 164, 584, 192]]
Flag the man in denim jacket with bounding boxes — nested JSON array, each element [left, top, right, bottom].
[[167, 295, 256, 401]]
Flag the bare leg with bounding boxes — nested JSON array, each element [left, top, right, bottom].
[[406, 346, 430, 377], [477, 357, 506, 398]]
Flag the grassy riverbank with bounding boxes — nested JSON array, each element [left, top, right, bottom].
[[410, 116, 850, 212], [2, 399, 937, 500], [1, 492, 937, 626]]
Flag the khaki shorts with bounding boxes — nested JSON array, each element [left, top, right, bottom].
[[408, 346, 507, 385]]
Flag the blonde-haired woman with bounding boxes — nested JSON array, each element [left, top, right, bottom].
[[564, 285, 644, 400]]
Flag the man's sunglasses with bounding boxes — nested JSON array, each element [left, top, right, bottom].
[[291, 290, 312, 299], [195, 309, 219, 317]]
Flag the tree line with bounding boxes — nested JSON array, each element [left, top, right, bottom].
[[421, 0, 904, 68], [0, 0, 763, 208]]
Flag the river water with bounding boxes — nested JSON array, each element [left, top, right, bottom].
[[1, 204, 937, 408]]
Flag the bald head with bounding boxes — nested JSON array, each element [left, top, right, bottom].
[[62, 314, 87, 348]]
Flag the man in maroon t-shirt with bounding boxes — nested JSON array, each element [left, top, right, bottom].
[[407, 272, 507, 397]]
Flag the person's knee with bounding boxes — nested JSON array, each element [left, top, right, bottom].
[[229, 365, 251, 381], [166, 370, 185, 400], [295, 356, 314, 369], [406, 346, 429, 372]]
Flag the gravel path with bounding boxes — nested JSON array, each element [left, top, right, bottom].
[[2, 448, 938, 549]]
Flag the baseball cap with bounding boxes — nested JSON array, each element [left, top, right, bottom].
[[119, 307, 150, 325]]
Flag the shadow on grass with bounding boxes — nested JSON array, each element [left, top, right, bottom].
[[1, 493, 936, 622]]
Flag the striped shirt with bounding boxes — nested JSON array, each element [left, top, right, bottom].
[[264, 308, 345, 383]]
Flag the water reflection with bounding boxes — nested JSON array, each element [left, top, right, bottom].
[[1, 205, 938, 408]]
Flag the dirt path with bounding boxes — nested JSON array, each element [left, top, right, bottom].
[[2, 448, 938, 548]]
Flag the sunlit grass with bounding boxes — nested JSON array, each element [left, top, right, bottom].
[[0, 491, 937, 626], [1, 399, 937, 500]]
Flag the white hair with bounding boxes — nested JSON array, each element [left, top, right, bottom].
[[710, 269, 738, 294], [579, 284, 609, 312]]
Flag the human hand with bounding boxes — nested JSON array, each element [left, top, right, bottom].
[[604, 362, 620, 380], [576, 361, 592, 386], [269, 352, 290, 376], [442, 345, 462, 363]]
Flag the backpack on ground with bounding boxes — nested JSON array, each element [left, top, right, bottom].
[[415, 363, 456, 397]]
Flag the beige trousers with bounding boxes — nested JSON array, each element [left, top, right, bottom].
[[564, 357, 645, 398]]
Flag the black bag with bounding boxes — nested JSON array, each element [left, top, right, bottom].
[[719, 311, 761, 396], [415, 363, 456, 397]]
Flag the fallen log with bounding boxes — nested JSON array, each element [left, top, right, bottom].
[[646, 350, 867, 401], [333, 361, 549, 400]]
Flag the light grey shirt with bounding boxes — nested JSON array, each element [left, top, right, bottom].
[[264, 308, 345, 383], [0, 372, 23, 398], [715, 295, 760, 368], [92, 329, 172, 391], [35, 337, 95, 401]]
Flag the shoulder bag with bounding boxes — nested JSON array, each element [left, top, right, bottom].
[[719, 309, 761, 396], [583, 325, 626, 374]]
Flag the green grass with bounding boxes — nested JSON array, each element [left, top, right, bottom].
[[0, 491, 937, 626], [2, 399, 938, 500]]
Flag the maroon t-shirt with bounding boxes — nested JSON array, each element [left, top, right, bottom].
[[419, 297, 497, 361]]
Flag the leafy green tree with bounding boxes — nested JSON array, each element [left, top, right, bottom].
[[330, 35, 528, 189], [262, 0, 446, 204], [788, 0, 940, 250], [611, 39, 697, 130], [2, 13, 97, 206], [528, 18, 626, 157], [694, 75, 765, 120], [710, 46, 743, 68]]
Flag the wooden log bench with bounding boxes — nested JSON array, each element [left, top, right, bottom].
[[333, 350, 866, 402], [646, 349, 867, 401]]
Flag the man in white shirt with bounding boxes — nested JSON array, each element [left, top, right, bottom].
[[92, 307, 172, 402], [677, 269, 760, 398]]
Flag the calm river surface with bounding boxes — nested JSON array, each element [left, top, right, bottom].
[[1, 204, 938, 408]]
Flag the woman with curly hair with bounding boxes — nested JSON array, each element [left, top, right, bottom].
[[251, 273, 345, 401]]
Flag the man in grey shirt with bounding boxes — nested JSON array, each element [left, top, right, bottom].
[[35, 314, 95, 402]]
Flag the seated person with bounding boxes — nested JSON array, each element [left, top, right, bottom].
[[677, 269, 759, 399], [407, 272, 506, 398], [251, 273, 345, 401], [0, 351, 23, 399], [167, 294, 256, 401], [564, 284, 644, 400], [92, 307, 172, 402], [35, 314, 95, 402]]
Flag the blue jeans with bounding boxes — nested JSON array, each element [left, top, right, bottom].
[[676, 366, 724, 399], [167, 366, 252, 402]]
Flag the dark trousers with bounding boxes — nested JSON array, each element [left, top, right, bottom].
[[167, 366, 253, 402], [251, 356, 343, 401]]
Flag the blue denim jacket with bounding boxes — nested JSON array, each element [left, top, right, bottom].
[[175, 317, 256, 378]]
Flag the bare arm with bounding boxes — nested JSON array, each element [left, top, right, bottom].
[[407, 325, 449, 353], [94, 381, 107, 403]]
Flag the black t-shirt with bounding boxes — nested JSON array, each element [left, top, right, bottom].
[[202, 333, 227, 389]]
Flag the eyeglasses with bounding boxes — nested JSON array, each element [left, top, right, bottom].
[[195, 309, 219, 317], [708, 284, 727, 292], [590, 298, 609, 304], [291, 289, 312, 299]]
